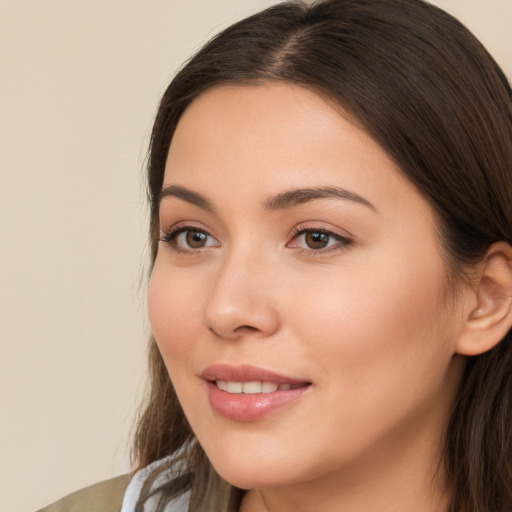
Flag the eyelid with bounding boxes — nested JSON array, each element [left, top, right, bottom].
[[287, 223, 353, 253], [159, 222, 220, 253], [158, 221, 352, 255]]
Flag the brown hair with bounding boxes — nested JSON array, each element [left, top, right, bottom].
[[133, 1, 512, 510]]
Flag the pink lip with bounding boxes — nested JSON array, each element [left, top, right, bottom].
[[201, 364, 311, 422], [201, 364, 308, 384]]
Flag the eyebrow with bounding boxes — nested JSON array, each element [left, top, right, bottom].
[[158, 185, 215, 212], [263, 186, 376, 212], [158, 184, 376, 213]]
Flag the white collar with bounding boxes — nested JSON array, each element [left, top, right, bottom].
[[120, 456, 190, 512]]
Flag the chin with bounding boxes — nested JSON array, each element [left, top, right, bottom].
[[213, 464, 290, 491], [203, 442, 309, 490]]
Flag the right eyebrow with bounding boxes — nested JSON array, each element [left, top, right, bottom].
[[158, 184, 215, 213]]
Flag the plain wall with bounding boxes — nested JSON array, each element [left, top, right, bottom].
[[0, 1, 510, 511]]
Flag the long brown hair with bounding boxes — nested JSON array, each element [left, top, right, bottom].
[[133, 1, 512, 510]]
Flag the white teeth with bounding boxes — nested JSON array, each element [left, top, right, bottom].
[[261, 382, 279, 393], [216, 380, 228, 391], [242, 381, 262, 394], [226, 381, 243, 393], [215, 380, 292, 394]]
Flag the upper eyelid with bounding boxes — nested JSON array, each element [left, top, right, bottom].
[[161, 223, 346, 237], [292, 229, 346, 241], [159, 225, 220, 254], [289, 228, 350, 244], [287, 234, 352, 259], [160, 221, 210, 235], [161, 225, 215, 240], [292, 226, 339, 235], [289, 222, 353, 239], [159, 222, 353, 247]]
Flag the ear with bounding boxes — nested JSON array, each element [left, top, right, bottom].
[[456, 242, 512, 356]]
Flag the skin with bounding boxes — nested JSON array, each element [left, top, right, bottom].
[[148, 84, 471, 512]]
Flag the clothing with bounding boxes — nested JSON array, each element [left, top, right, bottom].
[[35, 474, 130, 512], [36, 456, 189, 512], [120, 456, 190, 512]]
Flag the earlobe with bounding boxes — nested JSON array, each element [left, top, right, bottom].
[[456, 242, 512, 356]]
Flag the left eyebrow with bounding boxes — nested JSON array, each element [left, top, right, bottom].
[[263, 186, 377, 212]]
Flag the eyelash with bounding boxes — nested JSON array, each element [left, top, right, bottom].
[[159, 223, 352, 255], [159, 223, 218, 255], [288, 225, 352, 254]]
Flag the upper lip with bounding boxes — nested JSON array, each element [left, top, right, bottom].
[[201, 364, 310, 385]]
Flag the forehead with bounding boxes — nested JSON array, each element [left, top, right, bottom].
[[164, 83, 432, 221]]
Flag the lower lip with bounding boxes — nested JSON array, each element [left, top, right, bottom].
[[206, 381, 310, 422]]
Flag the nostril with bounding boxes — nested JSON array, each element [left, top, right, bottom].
[[237, 325, 258, 331], [208, 324, 259, 338]]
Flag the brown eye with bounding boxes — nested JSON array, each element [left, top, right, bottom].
[[185, 229, 209, 248], [288, 228, 351, 253], [160, 226, 219, 252], [304, 231, 330, 249]]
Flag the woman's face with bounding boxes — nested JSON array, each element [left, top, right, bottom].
[[148, 84, 466, 493]]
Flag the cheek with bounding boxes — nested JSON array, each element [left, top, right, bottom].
[[287, 247, 452, 393], [276, 251, 457, 471], [147, 262, 208, 421], [147, 259, 202, 363]]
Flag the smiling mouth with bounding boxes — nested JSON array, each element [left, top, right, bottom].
[[203, 366, 312, 421], [214, 380, 307, 394]]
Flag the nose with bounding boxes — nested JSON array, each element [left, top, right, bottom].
[[203, 248, 280, 340]]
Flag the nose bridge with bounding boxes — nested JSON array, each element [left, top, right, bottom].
[[203, 240, 279, 339]]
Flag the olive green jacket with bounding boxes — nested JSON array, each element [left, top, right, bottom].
[[36, 474, 130, 512]]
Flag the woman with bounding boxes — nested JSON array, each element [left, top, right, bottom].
[[39, 0, 512, 511]]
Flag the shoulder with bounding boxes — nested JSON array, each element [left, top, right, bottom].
[[36, 474, 131, 512]]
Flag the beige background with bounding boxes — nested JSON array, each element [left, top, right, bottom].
[[0, 1, 510, 511]]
